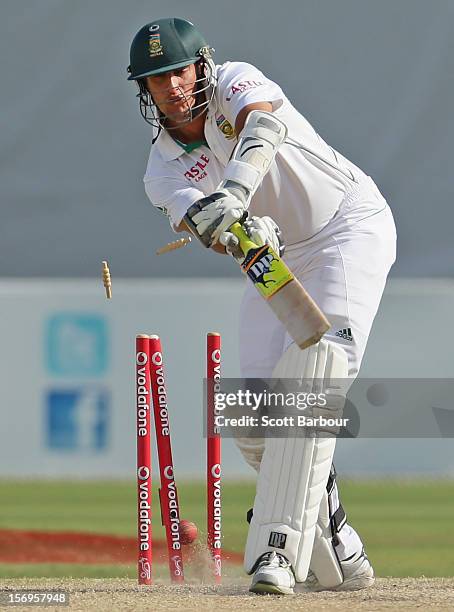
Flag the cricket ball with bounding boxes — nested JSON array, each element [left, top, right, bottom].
[[179, 519, 198, 545]]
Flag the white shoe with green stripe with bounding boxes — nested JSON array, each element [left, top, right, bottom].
[[249, 551, 295, 595]]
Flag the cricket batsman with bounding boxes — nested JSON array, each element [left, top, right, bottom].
[[127, 17, 396, 595]]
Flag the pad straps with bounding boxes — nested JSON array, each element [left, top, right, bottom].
[[327, 464, 347, 538]]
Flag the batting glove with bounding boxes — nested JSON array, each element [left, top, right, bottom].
[[220, 215, 285, 262], [184, 189, 245, 248]]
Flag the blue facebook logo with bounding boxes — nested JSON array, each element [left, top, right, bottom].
[[46, 314, 108, 377], [46, 388, 109, 451]]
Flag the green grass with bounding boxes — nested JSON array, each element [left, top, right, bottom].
[[0, 479, 453, 578], [0, 480, 254, 548], [339, 480, 454, 577]]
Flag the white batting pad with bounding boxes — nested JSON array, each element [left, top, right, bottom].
[[244, 340, 348, 582], [309, 490, 343, 587]]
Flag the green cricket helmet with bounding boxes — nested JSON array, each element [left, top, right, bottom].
[[128, 17, 210, 80], [127, 18, 216, 131]]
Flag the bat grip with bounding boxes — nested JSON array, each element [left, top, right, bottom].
[[228, 222, 258, 256]]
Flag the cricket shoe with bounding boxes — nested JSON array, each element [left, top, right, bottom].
[[300, 548, 374, 592], [249, 551, 295, 595]]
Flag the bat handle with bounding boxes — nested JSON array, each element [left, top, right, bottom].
[[228, 222, 258, 256]]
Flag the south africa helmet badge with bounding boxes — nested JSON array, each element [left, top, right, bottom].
[[148, 24, 163, 57]]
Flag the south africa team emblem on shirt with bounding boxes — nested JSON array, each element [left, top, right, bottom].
[[216, 114, 235, 140]]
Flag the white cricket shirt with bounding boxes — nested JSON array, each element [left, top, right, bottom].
[[144, 61, 371, 245]]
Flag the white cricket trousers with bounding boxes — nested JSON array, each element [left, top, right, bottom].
[[239, 176, 397, 378]]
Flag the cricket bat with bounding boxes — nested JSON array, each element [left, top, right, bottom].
[[229, 222, 330, 349]]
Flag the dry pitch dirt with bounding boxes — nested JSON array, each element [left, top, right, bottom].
[[1, 578, 454, 612]]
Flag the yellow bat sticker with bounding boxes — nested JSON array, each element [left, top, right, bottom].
[[229, 223, 294, 299]]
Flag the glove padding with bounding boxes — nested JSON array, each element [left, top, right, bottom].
[[184, 189, 245, 248], [220, 215, 285, 262]]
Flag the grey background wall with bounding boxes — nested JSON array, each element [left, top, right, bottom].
[[1, 0, 453, 278]]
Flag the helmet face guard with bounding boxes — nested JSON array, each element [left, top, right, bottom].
[[135, 49, 216, 131], [128, 18, 216, 132]]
